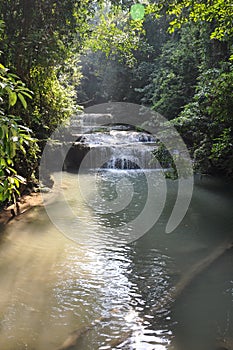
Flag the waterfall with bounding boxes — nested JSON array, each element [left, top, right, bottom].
[[65, 113, 158, 170]]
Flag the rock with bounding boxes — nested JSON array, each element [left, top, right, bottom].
[[39, 186, 51, 193]]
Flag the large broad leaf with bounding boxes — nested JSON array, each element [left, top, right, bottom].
[[18, 93, 27, 109], [9, 91, 17, 106]]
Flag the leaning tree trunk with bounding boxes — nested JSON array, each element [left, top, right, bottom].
[[151, 238, 233, 314], [56, 239, 232, 350]]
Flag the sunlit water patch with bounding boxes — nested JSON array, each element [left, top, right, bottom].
[[0, 172, 232, 349]]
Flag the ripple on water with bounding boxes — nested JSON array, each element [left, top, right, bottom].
[[0, 172, 233, 349]]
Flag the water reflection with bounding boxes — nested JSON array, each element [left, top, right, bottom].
[[0, 172, 232, 349]]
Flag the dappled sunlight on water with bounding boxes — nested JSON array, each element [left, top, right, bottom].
[[0, 210, 172, 349], [0, 172, 232, 349]]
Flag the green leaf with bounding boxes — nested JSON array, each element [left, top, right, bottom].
[[7, 158, 13, 165], [8, 167, 17, 174], [19, 90, 33, 99], [15, 174, 26, 183], [18, 93, 27, 109], [19, 125, 32, 133], [13, 177, 20, 188], [0, 192, 5, 201], [0, 158, 6, 167], [9, 91, 17, 106], [0, 126, 4, 139], [19, 144, 26, 154], [8, 73, 19, 79]]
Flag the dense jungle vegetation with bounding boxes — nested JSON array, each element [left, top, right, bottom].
[[0, 0, 233, 205]]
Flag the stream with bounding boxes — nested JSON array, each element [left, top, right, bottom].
[[0, 172, 232, 350]]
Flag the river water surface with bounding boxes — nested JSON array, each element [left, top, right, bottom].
[[0, 171, 232, 350]]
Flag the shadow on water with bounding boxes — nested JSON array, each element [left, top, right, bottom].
[[0, 172, 232, 350]]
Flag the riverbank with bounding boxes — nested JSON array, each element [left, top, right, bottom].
[[0, 192, 45, 226]]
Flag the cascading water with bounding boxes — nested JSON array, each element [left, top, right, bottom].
[[66, 114, 158, 170]]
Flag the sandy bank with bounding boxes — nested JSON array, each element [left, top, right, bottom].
[[0, 192, 48, 226]]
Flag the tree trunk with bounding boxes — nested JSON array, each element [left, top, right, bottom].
[[152, 239, 233, 313], [56, 239, 232, 350]]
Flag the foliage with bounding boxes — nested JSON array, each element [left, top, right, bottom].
[[29, 64, 80, 138], [152, 143, 177, 179], [77, 11, 171, 106], [0, 0, 98, 74], [164, 0, 233, 43], [75, 1, 233, 179], [83, 5, 145, 67], [0, 0, 157, 206], [138, 22, 207, 119], [77, 50, 143, 105], [0, 115, 37, 203], [0, 1, 149, 138], [0, 0, 98, 140], [0, 63, 33, 110], [0, 0, 233, 198], [0, 63, 38, 204], [173, 63, 233, 176]]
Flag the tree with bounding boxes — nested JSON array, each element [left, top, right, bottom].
[[0, 63, 38, 204], [0, 0, 152, 206], [142, 0, 233, 177], [138, 22, 209, 119], [164, 0, 233, 43], [173, 62, 233, 176], [0, 1, 149, 139], [77, 9, 171, 106]]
